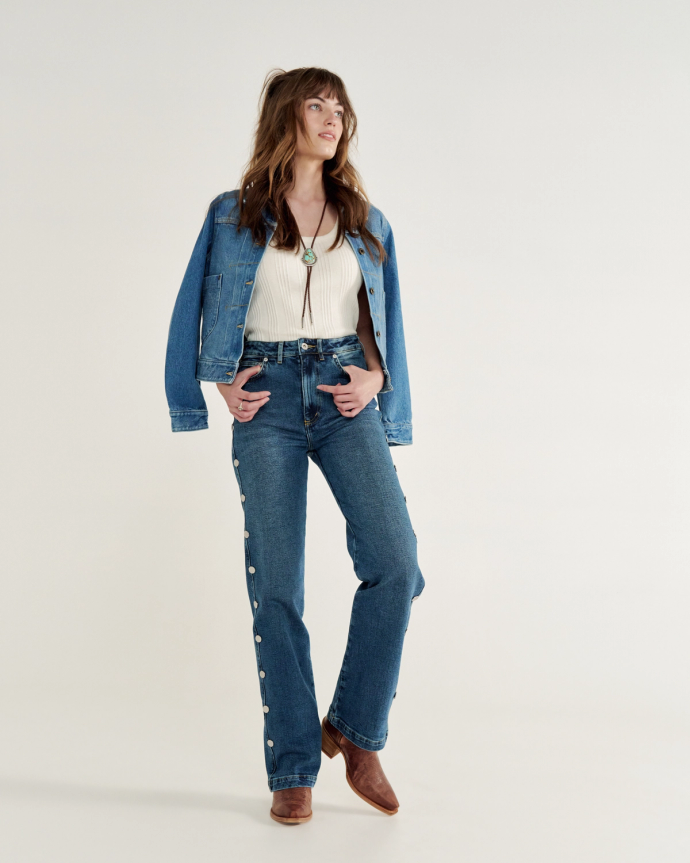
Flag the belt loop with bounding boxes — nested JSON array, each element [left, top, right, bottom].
[[317, 338, 324, 361], [278, 341, 283, 363]]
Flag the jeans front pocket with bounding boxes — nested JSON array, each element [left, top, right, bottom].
[[237, 355, 267, 382], [332, 347, 368, 376]]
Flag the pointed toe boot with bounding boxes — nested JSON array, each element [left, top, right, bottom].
[[269, 786, 313, 824], [321, 716, 399, 815]]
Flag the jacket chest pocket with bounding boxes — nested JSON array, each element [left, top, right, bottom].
[[201, 274, 223, 341]]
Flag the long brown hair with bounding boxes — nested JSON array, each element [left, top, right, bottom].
[[229, 66, 386, 266]]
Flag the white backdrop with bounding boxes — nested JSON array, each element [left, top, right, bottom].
[[1, 1, 689, 860]]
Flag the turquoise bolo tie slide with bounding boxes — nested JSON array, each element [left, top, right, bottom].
[[301, 248, 317, 265]]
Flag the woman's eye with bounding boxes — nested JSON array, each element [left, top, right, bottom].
[[308, 103, 343, 118]]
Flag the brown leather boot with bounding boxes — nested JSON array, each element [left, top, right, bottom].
[[321, 716, 399, 815], [269, 786, 313, 824]]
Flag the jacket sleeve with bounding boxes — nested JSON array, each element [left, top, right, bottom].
[[377, 215, 414, 446], [164, 201, 216, 432]]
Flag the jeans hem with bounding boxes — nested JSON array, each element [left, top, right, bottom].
[[327, 710, 387, 751], [268, 774, 318, 791]]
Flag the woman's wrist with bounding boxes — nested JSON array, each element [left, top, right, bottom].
[[367, 366, 385, 391]]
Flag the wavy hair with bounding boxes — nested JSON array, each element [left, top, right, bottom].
[[228, 66, 386, 266]]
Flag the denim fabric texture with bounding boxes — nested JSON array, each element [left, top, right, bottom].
[[164, 190, 414, 446], [231, 334, 425, 790]]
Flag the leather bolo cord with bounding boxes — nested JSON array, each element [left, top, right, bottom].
[[290, 197, 329, 329]]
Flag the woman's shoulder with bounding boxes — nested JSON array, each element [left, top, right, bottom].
[[204, 189, 241, 220], [364, 201, 391, 241]]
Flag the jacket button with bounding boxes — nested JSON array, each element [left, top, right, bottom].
[[369, 287, 374, 294], [376, 331, 381, 337], [358, 248, 365, 254]]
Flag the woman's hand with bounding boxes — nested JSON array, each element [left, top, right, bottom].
[[216, 365, 271, 422], [317, 366, 384, 417]]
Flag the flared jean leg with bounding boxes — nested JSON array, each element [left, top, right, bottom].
[[308, 409, 426, 752], [231, 424, 321, 791]]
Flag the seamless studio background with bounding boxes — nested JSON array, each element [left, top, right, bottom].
[[1, 1, 689, 861]]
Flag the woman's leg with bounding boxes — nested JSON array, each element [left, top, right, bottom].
[[308, 409, 425, 751], [230, 351, 321, 792]]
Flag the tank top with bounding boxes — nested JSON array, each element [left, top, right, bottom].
[[244, 218, 362, 341]]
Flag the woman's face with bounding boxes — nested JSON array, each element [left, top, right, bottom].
[[295, 90, 343, 160]]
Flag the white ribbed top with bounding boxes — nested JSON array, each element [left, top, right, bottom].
[[244, 219, 362, 341]]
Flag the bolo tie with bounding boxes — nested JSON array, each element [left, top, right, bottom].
[[238, 198, 329, 415], [291, 197, 329, 329]]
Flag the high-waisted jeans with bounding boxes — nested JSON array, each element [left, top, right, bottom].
[[230, 333, 425, 791]]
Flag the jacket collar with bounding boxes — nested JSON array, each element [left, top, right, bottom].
[[261, 202, 277, 227]]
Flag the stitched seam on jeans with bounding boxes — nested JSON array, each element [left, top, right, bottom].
[[268, 774, 318, 790], [328, 712, 387, 749], [270, 774, 318, 780]]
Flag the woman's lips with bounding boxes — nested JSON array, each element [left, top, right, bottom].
[[319, 133, 336, 140]]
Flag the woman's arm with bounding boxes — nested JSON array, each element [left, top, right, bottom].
[[315, 283, 384, 415], [356, 283, 385, 391], [164, 199, 217, 432]]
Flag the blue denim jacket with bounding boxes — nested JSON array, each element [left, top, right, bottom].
[[164, 190, 413, 446]]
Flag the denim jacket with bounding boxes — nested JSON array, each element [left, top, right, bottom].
[[164, 190, 413, 446]]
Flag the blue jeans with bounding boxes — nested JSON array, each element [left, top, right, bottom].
[[230, 333, 425, 791]]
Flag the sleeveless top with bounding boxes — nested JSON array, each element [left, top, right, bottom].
[[244, 218, 362, 341]]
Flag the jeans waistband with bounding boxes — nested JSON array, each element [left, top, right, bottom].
[[242, 333, 362, 361]]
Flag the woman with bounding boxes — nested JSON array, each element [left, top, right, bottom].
[[164, 67, 425, 825]]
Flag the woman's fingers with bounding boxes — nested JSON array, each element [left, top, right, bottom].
[[217, 367, 272, 421], [333, 397, 363, 416], [231, 391, 270, 421], [240, 389, 271, 401], [238, 363, 263, 379]]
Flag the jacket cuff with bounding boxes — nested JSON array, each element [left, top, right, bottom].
[[170, 410, 209, 432], [382, 421, 412, 446], [377, 365, 394, 395]]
